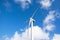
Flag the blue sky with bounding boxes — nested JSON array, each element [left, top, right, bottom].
[[0, 0, 60, 40]]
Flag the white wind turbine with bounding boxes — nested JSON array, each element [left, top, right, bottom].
[[28, 8, 38, 40]]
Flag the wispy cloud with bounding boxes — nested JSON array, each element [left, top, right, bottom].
[[43, 11, 56, 31], [43, 10, 60, 40], [40, 0, 54, 9], [14, 0, 32, 10], [14, 0, 55, 10]]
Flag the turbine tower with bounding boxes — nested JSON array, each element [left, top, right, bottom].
[[29, 17, 35, 40]]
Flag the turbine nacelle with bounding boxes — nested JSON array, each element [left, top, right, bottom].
[[29, 17, 35, 27], [30, 17, 35, 23]]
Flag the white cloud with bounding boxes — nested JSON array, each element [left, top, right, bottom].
[[43, 11, 55, 24], [15, 0, 32, 9], [43, 10, 60, 40], [43, 11, 56, 31], [40, 0, 54, 9], [4, 26, 49, 40], [52, 34, 60, 40], [45, 24, 55, 31], [11, 32, 22, 40]]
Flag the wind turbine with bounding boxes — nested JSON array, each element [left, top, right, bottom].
[[28, 8, 38, 40]]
